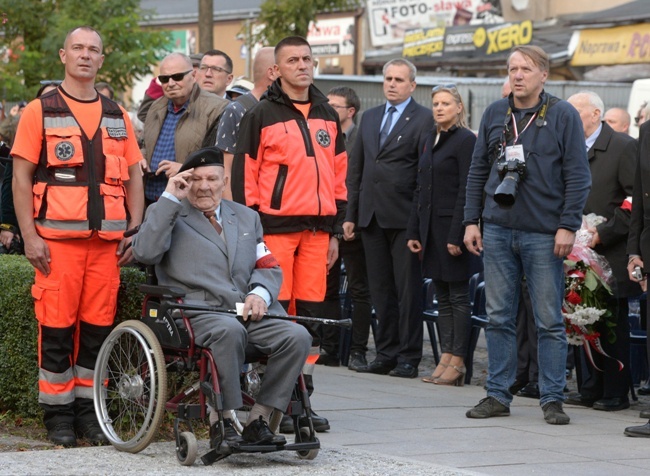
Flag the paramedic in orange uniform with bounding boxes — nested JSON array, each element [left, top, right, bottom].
[[11, 26, 144, 447]]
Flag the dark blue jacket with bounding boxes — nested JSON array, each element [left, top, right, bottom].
[[464, 92, 591, 234]]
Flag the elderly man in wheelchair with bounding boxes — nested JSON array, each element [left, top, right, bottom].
[[94, 147, 318, 465]]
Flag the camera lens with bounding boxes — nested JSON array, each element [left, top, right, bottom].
[[494, 174, 519, 207]]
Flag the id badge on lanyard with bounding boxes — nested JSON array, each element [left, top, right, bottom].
[[507, 112, 537, 163]]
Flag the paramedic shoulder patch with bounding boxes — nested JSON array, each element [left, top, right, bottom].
[[315, 129, 331, 147], [54, 141, 75, 161], [106, 127, 128, 139]]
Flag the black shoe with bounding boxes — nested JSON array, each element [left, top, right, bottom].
[[348, 352, 368, 371], [358, 359, 395, 375], [564, 392, 597, 408], [593, 397, 630, 412], [242, 416, 286, 445], [509, 379, 528, 396], [315, 353, 340, 367], [638, 383, 650, 395], [388, 363, 418, 379], [279, 412, 330, 434], [542, 401, 570, 425], [48, 422, 78, 447], [625, 422, 650, 437], [75, 420, 108, 445], [517, 382, 540, 399], [210, 418, 243, 448]]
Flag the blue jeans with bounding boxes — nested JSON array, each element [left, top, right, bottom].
[[482, 223, 567, 407]]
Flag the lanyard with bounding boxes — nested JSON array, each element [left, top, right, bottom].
[[511, 112, 537, 145]]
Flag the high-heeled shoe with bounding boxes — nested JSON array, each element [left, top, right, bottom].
[[421, 363, 448, 384], [433, 365, 466, 387]]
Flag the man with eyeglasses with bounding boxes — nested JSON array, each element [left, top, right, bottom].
[[142, 52, 228, 204], [197, 49, 234, 100], [318, 86, 373, 372]]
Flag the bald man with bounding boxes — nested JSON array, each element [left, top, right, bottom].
[[215, 47, 276, 199], [142, 52, 228, 203], [604, 107, 631, 135]]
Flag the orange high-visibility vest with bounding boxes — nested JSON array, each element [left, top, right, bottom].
[[33, 91, 131, 240]]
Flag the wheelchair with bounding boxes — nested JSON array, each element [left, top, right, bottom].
[[92, 278, 340, 466]]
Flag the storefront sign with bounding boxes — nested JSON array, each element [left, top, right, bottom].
[[368, 0, 504, 47], [403, 20, 532, 60], [571, 24, 650, 66], [307, 17, 355, 56]]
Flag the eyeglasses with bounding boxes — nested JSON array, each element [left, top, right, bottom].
[[199, 65, 232, 75], [330, 104, 350, 110], [432, 84, 457, 93], [158, 70, 192, 84]]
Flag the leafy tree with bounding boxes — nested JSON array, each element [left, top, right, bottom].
[[255, 0, 362, 46], [0, 0, 170, 101]]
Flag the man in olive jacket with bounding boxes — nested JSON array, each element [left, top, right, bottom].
[[142, 52, 228, 203]]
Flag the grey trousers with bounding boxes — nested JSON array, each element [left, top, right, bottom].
[[191, 313, 311, 411]]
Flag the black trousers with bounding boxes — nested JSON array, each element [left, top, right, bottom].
[[515, 279, 539, 383], [361, 217, 423, 366], [320, 238, 373, 356], [576, 297, 631, 399], [433, 279, 471, 358]]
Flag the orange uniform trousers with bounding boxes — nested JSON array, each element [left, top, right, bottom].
[[33, 234, 120, 406], [264, 231, 329, 303]]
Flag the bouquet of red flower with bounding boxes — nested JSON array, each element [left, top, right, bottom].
[[563, 214, 620, 370]]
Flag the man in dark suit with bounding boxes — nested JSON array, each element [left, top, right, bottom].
[[343, 58, 434, 378], [132, 147, 311, 446], [565, 91, 640, 411], [316, 86, 373, 371], [626, 119, 650, 437]]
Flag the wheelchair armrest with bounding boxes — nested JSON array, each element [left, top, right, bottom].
[[139, 284, 187, 298]]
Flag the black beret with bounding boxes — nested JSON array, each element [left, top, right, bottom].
[[178, 147, 224, 173]]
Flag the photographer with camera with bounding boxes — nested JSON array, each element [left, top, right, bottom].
[[463, 46, 591, 425]]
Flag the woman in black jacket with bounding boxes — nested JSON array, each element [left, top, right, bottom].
[[407, 85, 481, 386]]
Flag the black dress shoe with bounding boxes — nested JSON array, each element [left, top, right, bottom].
[[637, 383, 650, 395], [315, 353, 340, 367], [388, 363, 418, 379], [357, 359, 395, 375], [565, 392, 598, 407], [509, 379, 528, 396], [210, 419, 243, 448], [625, 422, 650, 437], [75, 420, 107, 445], [48, 422, 78, 447], [593, 397, 630, 411], [348, 352, 368, 371], [242, 416, 286, 445], [517, 382, 540, 399], [279, 412, 330, 433]]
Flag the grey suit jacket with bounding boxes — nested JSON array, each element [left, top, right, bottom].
[[132, 197, 285, 315]]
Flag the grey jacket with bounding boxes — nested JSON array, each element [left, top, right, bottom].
[[132, 196, 285, 315]]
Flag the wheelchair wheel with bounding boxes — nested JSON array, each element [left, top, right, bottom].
[[93, 320, 167, 453], [176, 431, 198, 466], [296, 427, 319, 460]]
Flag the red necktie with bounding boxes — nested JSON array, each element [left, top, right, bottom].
[[203, 211, 223, 235]]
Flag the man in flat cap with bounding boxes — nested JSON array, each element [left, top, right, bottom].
[[132, 146, 311, 446]]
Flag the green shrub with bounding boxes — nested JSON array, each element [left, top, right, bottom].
[[0, 256, 145, 418]]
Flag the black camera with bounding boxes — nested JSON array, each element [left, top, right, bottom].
[[494, 159, 527, 207]]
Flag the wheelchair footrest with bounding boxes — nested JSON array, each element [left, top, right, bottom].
[[283, 441, 320, 452]]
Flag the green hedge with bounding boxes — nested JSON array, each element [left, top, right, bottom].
[[0, 255, 145, 418]]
